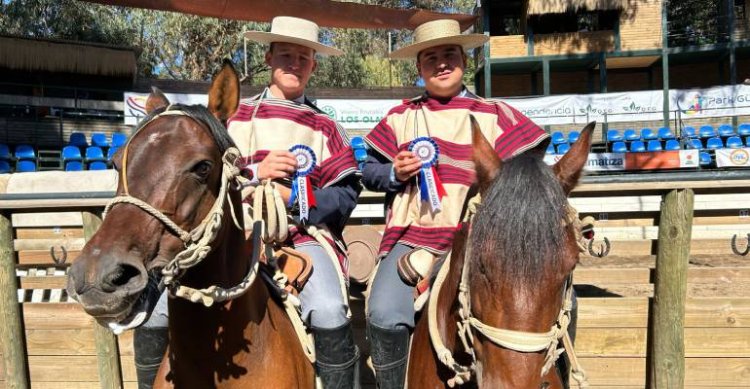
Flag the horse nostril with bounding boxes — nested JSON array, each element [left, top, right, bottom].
[[101, 264, 143, 292]]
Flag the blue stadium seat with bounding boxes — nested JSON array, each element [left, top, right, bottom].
[[607, 129, 623, 142], [556, 143, 570, 154], [111, 133, 128, 148], [65, 161, 84, 171], [62, 145, 82, 161], [630, 141, 646, 152], [16, 160, 36, 172], [91, 132, 110, 148], [641, 128, 658, 140], [107, 146, 120, 161], [612, 141, 627, 153], [665, 139, 681, 151], [69, 132, 88, 148], [551, 132, 566, 145], [658, 127, 675, 140], [89, 161, 108, 170], [15, 145, 35, 160], [623, 129, 639, 141], [647, 140, 663, 152], [726, 136, 743, 149], [546, 143, 555, 154], [699, 125, 717, 138], [689, 138, 703, 149], [568, 131, 580, 144], [0, 160, 10, 174], [0, 144, 10, 160], [718, 124, 735, 137], [350, 136, 368, 168], [739, 124, 750, 137], [682, 126, 698, 138], [85, 146, 106, 162], [706, 137, 724, 150], [699, 152, 712, 166], [746, 136, 750, 147]]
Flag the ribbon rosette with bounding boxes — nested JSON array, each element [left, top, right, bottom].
[[288, 145, 317, 223], [409, 137, 446, 212]]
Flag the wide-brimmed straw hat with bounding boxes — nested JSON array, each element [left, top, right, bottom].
[[389, 19, 488, 60], [244, 16, 343, 56]]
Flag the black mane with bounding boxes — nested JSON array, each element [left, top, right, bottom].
[[469, 152, 567, 287], [135, 103, 236, 153]]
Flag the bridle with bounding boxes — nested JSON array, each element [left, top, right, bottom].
[[102, 108, 260, 307], [427, 195, 590, 388]]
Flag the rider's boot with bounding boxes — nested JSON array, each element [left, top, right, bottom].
[[368, 323, 409, 389], [313, 322, 361, 389], [134, 326, 169, 389]]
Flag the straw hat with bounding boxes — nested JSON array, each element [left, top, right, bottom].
[[389, 19, 488, 60], [244, 16, 343, 56]]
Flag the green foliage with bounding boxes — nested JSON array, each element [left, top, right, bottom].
[[0, 0, 479, 87]]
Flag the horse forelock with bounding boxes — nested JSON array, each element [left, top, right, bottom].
[[134, 104, 236, 154], [469, 152, 568, 288]]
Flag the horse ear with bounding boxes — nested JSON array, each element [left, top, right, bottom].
[[208, 59, 240, 121], [553, 121, 595, 194], [145, 87, 170, 114], [471, 115, 502, 194]]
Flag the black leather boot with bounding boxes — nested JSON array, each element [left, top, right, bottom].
[[313, 322, 360, 389], [134, 326, 169, 389], [368, 324, 409, 389]]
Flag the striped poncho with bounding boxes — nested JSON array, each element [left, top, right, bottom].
[[364, 92, 548, 258]]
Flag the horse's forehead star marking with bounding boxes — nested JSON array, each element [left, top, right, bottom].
[[147, 132, 163, 144]]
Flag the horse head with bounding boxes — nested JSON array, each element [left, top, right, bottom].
[[467, 118, 594, 388], [67, 61, 242, 330]]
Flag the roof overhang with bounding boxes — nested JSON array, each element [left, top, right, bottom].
[[81, 0, 476, 30], [528, 0, 625, 15]]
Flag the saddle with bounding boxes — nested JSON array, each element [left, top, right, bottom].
[[260, 246, 314, 295]]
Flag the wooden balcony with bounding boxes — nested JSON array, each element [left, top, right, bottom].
[[490, 31, 617, 59]]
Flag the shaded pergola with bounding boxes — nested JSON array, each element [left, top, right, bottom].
[[82, 0, 475, 30]]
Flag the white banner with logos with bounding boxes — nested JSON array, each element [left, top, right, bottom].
[[124, 84, 750, 128], [716, 148, 750, 167], [544, 153, 626, 172]]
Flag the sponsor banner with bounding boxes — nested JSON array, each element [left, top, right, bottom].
[[544, 150, 699, 171], [671, 84, 750, 120], [316, 99, 401, 130], [716, 148, 750, 167], [124, 92, 206, 126]]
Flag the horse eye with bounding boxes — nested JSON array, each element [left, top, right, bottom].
[[192, 161, 213, 179]]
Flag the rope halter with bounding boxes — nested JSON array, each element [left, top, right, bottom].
[[102, 109, 256, 307]]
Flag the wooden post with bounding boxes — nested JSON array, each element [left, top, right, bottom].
[[82, 211, 123, 389], [650, 189, 694, 388], [0, 212, 30, 389]]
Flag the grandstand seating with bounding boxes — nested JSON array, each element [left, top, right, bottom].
[[727, 136, 744, 149], [0, 144, 11, 161], [62, 145, 82, 161], [706, 137, 724, 150], [16, 160, 36, 172], [718, 124, 735, 137], [91, 132, 110, 148], [623, 129, 639, 141], [350, 136, 368, 168], [612, 141, 627, 153], [546, 143, 555, 154], [699, 125, 717, 138], [647, 140, 663, 152], [739, 124, 750, 137], [665, 139, 681, 151], [551, 132, 566, 145], [0, 160, 10, 174], [658, 127, 675, 139], [69, 132, 88, 148], [607, 129, 623, 142], [85, 147, 106, 162], [89, 161, 108, 170], [568, 131, 580, 144], [641, 128, 658, 140], [682, 126, 698, 138], [65, 161, 84, 171], [689, 138, 703, 149], [111, 133, 128, 148], [15, 145, 36, 160], [556, 143, 570, 154], [699, 152, 712, 166], [630, 141, 646, 152], [107, 146, 120, 161]]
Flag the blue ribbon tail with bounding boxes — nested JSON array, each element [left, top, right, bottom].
[[419, 168, 429, 202], [288, 176, 299, 208]]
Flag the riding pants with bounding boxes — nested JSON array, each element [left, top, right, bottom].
[[295, 243, 350, 329]]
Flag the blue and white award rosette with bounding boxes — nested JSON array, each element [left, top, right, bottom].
[[288, 145, 317, 223], [409, 137, 446, 212]]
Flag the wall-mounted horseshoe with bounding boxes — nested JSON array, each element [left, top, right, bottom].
[[731, 233, 750, 256], [587, 237, 611, 258], [50, 246, 67, 265]]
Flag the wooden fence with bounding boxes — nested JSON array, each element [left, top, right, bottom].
[[1, 173, 750, 388]]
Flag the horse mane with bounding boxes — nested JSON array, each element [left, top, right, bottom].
[[469, 152, 567, 287], [136, 103, 237, 153]]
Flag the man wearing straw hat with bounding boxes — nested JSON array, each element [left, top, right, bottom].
[[227, 16, 361, 388], [362, 19, 575, 388]]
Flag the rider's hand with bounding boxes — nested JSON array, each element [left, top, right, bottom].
[[257, 150, 297, 180], [393, 150, 422, 182]]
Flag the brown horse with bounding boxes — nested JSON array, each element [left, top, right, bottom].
[[406, 120, 594, 388], [66, 63, 315, 388]]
